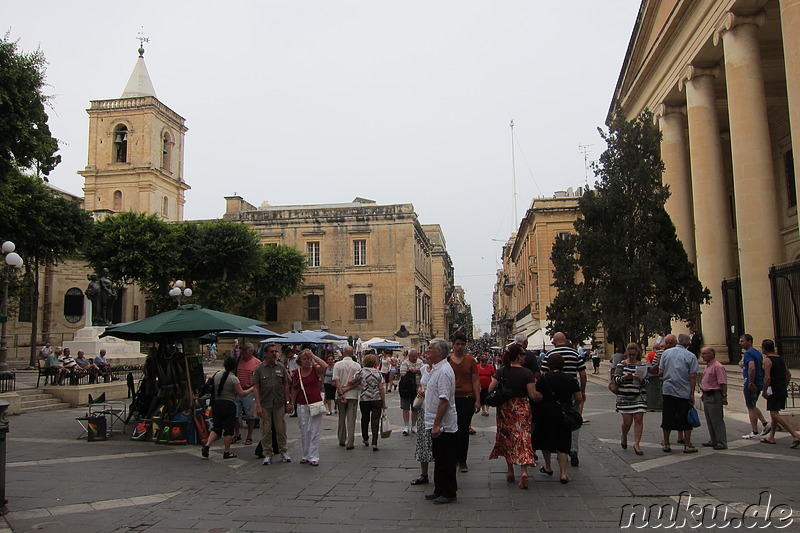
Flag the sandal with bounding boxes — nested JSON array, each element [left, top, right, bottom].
[[560, 477, 570, 484], [539, 466, 553, 476], [223, 451, 237, 459], [506, 471, 515, 483], [662, 445, 672, 453], [231, 435, 241, 444], [760, 438, 776, 444], [310, 461, 319, 466], [683, 445, 698, 454], [518, 474, 528, 490], [411, 475, 429, 485], [792, 439, 800, 449], [201, 445, 209, 458], [245, 438, 253, 445], [300, 459, 309, 464]]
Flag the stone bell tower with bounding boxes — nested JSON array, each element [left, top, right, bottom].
[[79, 43, 190, 220]]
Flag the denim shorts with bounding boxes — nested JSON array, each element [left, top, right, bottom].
[[234, 392, 257, 419]]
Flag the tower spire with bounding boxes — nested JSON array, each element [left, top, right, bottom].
[[122, 29, 157, 98], [136, 27, 150, 58]]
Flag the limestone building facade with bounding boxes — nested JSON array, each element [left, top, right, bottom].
[[492, 192, 583, 346], [612, 0, 800, 364], [222, 196, 455, 350]]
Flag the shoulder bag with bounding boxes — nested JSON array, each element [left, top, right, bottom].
[[544, 373, 583, 432], [485, 368, 513, 407], [298, 368, 326, 417]]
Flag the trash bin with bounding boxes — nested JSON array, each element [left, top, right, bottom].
[[646, 375, 663, 411]]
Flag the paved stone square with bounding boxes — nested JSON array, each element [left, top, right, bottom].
[[2, 376, 799, 532]]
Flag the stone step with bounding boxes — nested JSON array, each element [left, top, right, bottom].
[[20, 402, 71, 414], [21, 397, 68, 409]]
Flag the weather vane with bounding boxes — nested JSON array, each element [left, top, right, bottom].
[[136, 27, 150, 57]]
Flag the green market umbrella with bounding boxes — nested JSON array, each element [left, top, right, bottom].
[[100, 304, 265, 342]]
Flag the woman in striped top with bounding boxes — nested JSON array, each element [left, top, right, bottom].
[[614, 343, 648, 455]]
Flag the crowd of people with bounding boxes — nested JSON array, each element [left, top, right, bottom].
[[197, 329, 799, 505]]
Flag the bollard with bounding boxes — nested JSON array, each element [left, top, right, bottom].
[[0, 400, 8, 514]]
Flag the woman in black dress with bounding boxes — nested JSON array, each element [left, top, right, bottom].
[[532, 353, 582, 483]]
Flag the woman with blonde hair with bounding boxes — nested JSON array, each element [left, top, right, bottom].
[[615, 342, 648, 455]]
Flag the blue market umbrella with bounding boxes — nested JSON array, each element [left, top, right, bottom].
[[368, 341, 404, 351]]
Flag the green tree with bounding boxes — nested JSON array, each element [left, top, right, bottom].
[[0, 171, 94, 364], [546, 233, 597, 343], [244, 244, 307, 319], [0, 34, 60, 180], [573, 110, 709, 348]]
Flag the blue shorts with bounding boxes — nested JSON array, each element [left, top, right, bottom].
[[234, 392, 257, 419], [743, 388, 760, 408]]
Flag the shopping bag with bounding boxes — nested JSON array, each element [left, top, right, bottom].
[[380, 410, 392, 439]]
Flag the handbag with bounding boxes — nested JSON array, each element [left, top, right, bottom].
[[298, 368, 326, 417], [485, 368, 513, 407], [398, 370, 417, 399], [608, 380, 619, 395], [544, 374, 583, 432], [412, 395, 424, 410], [380, 409, 392, 438], [687, 406, 701, 428]]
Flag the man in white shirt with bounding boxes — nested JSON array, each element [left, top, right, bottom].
[[333, 345, 361, 449], [423, 338, 458, 505]]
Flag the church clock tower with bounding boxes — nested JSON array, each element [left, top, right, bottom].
[[80, 44, 190, 220]]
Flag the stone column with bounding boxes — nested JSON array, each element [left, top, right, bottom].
[[781, 0, 800, 219], [679, 66, 738, 362], [715, 12, 783, 339], [655, 104, 696, 265]]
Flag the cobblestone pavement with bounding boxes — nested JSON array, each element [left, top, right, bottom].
[[2, 376, 799, 532]]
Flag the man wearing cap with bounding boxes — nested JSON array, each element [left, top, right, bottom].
[[233, 342, 260, 445]]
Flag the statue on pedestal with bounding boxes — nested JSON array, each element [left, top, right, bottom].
[[86, 269, 117, 326]]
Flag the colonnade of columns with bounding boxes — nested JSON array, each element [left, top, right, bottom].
[[655, 7, 798, 362]]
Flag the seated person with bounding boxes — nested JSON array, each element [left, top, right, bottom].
[[75, 350, 100, 383], [44, 347, 64, 383], [59, 348, 78, 385], [94, 349, 113, 382]]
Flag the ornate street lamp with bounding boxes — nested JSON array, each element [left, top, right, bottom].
[[0, 242, 24, 373], [168, 279, 193, 307]]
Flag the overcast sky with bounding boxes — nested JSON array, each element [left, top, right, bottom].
[[6, 1, 639, 335]]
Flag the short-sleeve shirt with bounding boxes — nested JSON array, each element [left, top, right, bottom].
[[659, 345, 700, 399], [333, 358, 361, 400], [353, 367, 384, 401], [235, 356, 260, 389], [541, 346, 586, 379], [498, 365, 534, 398], [94, 355, 108, 366], [45, 353, 60, 368], [477, 364, 496, 389], [400, 358, 424, 386], [253, 360, 289, 408], [449, 355, 478, 397], [743, 348, 764, 387], [75, 357, 90, 369], [214, 371, 241, 402], [701, 359, 727, 392]]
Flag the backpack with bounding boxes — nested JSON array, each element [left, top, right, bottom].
[[398, 370, 417, 399], [200, 372, 218, 405]]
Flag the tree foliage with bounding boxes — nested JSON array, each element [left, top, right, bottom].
[[563, 110, 709, 348], [84, 212, 306, 316], [546, 233, 597, 344], [0, 34, 60, 179]]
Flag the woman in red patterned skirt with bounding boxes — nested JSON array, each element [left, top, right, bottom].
[[488, 343, 537, 489]]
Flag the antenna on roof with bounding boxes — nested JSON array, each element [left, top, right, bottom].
[[578, 143, 593, 188], [136, 27, 150, 58]]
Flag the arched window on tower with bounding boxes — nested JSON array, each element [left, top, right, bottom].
[[162, 131, 172, 171], [113, 125, 128, 163], [113, 190, 123, 211], [162, 196, 169, 218]]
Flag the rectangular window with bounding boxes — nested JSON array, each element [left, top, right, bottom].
[[353, 240, 367, 266], [354, 293, 368, 320], [265, 298, 278, 322], [786, 149, 797, 208], [17, 282, 32, 323], [306, 241, 320, 267], [307, 295, 320, 322]]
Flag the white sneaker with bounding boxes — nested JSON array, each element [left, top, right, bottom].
[[760, 423, 772, 436], [402, 429, 409, 436], [742, 432, 760, 439], [262, 456, 272, 465], [411, 427, 417, 434], [281, 452, 291, 463]]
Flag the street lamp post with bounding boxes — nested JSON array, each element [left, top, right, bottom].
[[0, 242, 24, 373], [168, 279, 193, 307]]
